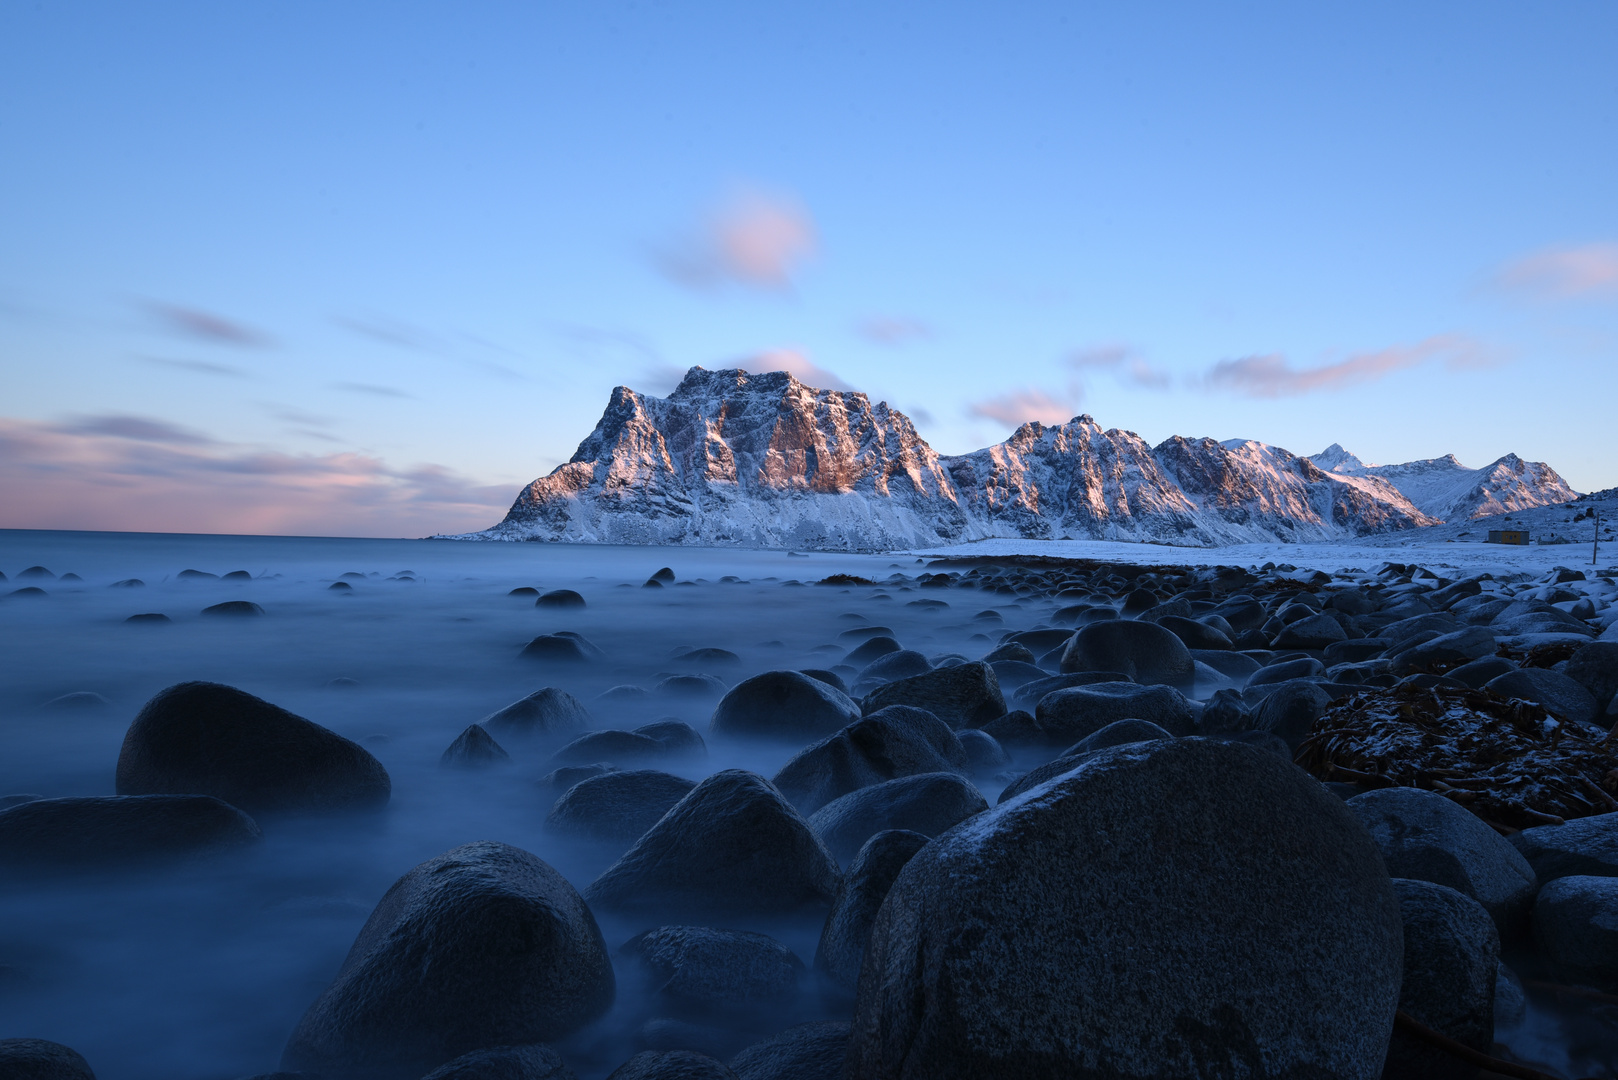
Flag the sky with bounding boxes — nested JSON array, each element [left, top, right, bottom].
[[1, 1, 1615, 537]]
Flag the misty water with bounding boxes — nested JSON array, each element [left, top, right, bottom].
[[2, 530, 1613, 1079], [0, 530, 1011, 1079]]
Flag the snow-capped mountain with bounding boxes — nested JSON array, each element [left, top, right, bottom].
[[448, 367, 1573, 550], [1307, 444, 1576, 521]]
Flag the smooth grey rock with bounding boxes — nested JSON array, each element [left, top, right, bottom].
[[483, 688, 594, 744], [1448, 656, 1517, 689], [1012, 671, 1133, 709], [440, 723, 512, 769], [1253, 680, 1334, 750], [1510, 814, 1618, 881], [117, 681, 390, 815], [1157, 614, 1233, 650], [728, 1021, 848, 1080], [622, 926, 803, 1017], [806, 773, 986, 864], [815, 830, 930, 997], [544, 770, 696, 848], [1531, 874, 1618, 991], [282, 841, 613, 1080], [1197, 688, 1255, 734], [1059, 620, 1194, 692], [710, 672, 861, 742], [845, 739, 1404, 1080], [0, 1038, 96, 1079], [1271, 612, 1347, 650], [857, 650, 931, 685], [1381, 879, 1499, 1080], [583, 771, 840, 924], [1385, 626, 1499, 676], [1346, 787, 1537, 936], [772, 707, 966, 816], [1564, 641, 1618, 712], [1247, 656, 1324, 687], [955, 730, 1011, 778], [858, 662, 1006, 730], [1485, 668, 1600, 726], [0, 795, 261, 870], [1033, 681, 1195, 744], [1065, 718, 1176, 756]]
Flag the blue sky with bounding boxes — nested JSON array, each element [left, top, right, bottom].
[[2, 1, 1615, 535]]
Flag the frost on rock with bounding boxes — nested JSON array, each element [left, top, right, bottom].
[[442, 366, 1576, 551]]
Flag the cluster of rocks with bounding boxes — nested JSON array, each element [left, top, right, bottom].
[[8, 554, 1618, 1078]]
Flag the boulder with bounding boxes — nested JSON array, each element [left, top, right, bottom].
[[1271, 613, 1347, 650], [806, 773, 987, 864], [201, 600, 264, 617], [1157, 615, 1233, 651], [728, 1022, 849, 1080], [1188, 650, 1261, 681], [0, 795, 264, 872], [845, 636, 900, 666], [856, 650, 931, 686], [845, 739, 1404, 1080], [1447, 656, 1517, 689], [1381, 879, 1500, 1080], [955, 730, 1010, 778], [607, 1051, 737, 1080], [1064, 718, 1176, 756], [815, 830, 931, 997], [583, 771, 840, 924], [1385, 626, 1499, 676], [1484, 668, 1601, 727], [439, 724, 512, 769], [282, 841, 614, 1080], [1564, 641, 1618, 712], [1510, 814, 1618, 881], [418, 1044, 576, 1080], [483, 689, 594, 744], [544, 770, 697, 848], [771, 707, 967, 815], [1197, 688, 1254, 735], [1345, 787, 1537, 936], [520, 635, 596, 664], [622, 926, 803, 1018], [857, 663, 1006, 730], [0, 1039, 96, 1080], [634, 720, 708, 762], [710, 672, 861, 742], [1032, 682, 1195, 745], [1059, 621, 1194, 692], [1012, 671, 1132, 710], [117, 682, 390, 815], [1247, 657, 1324, 687], [548, 729, 664, 768], [1252, 680, 1334, 750], [535, 589, 586, 608], [1531, 874, 1618, 991]]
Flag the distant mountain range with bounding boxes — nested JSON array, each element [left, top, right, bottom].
[[447, 367, 1577, 550]]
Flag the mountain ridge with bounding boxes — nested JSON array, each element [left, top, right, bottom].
[[448, 366, 1576, 550]]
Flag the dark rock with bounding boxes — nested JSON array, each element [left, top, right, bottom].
[[986, 660, 1047, 691], [538, 763, 616, 798], [282, 841, 614, 1080], [657, 674, 728, 699], [1484, 668, 1600, 727], [1531, 874, 1618, 991], [772, 707, 967, 815], [858, 662, 1006, 730], [1005, 629, 1076, 655], [982, 641, 1036, 664], [678, 648, 741, 666], [1059, 621, 1194, 691], [1271, 612, 1347, 650], [728, 1021, 848, 1080], [1382, 879, 1500, 1080], [710, 672, 860, 742], [1158, 615, 1233, 650], [0, 795, 261, 870], [536, 589, 586, 609], [845, 739, 1403, 1080], [483, 688, 593, 744], [1322, 639, 1392, 665], [1033, 682, 1195, 744], [544, 770, 697, 848], [807, 773, 986, 864], [440, 724, 512, 769], [634, 1020, 738, 1062], [116, 681, 391, 815], [0, 1039, 96, 1080], [1197, 688, 1254, 734], [549, 730, 665, 769], [798, 669, 847, 694], [1345, 787, 1537, 936], [607, 1051, 736, 1080], [328, 581, 352, 592], [520, 635, 595, 664], [815, 830, 930, 997], [1012, 671, 1132, 709], [509, 587, 540, 596], [1448, 656, 1517, 689], [1215, 729, 1292, 759], [1188, 650, 1260, 681], [1386, 626, 1499, 676], [856, 650, 930, 685], [1247, 656, 1324, 686], [125, 612, 171, 623], [201, 600, 264, 617], [622, 926, 803, 1017], [1563, 641, 1618, 712], [976, 709, 1041, 747], [177, 568, 216, 580], [844, 636, 900, 666], [1495, 963, 1526, 1029], [0, 793, 42, 809], [16, 566, 55, 579], [955, 730, 1011, 777], [1252, 680, 1334, 750], [644, 578, 667, 588], [418, 1044, 576, 1080], [635, 720, 707, 759], [1064, 718, 1175, 756], [583, 771, 840, 923], [652, 567, 677, 583], [5, 586, 47, 599], [1509, 814, 1618, 881]]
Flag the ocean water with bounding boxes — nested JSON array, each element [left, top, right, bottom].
[[0, 529, 1006, 1079]]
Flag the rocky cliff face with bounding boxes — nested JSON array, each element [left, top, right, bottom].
[[451, 367, 1577, 550], [1308, 444, 1577, 522]]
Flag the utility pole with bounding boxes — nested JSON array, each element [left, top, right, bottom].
[[1596, 509, 1602, 567]]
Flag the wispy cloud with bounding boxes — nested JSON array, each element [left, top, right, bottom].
[[137, 355, 250, 378], [1199, 334, 1494, 397], [142, 302, 270, 347], [1495, 242, 1618, 301], [330, 382, 414, 399], [967, 388, 1079, 427], [334, 314, 526, 380], [858, 317, 932, 346], [0, 416, 513, 537], [654, 189, 816, 291], [735, 348, 852, 392], [1066, 344, 1171, 390]]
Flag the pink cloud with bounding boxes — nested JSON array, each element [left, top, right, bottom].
[[1201, 334, 1493, 397], [0, 416, 513, 537], [142, 302, 270, 346], [1064, 344, 1171, 390], [654, 189, 816, 291], [736, 349, 853, 392], [1496, 242, 1618, 300], [967, 388, 1079, 427]]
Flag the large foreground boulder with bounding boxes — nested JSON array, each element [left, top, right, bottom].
[[857, 663, 1006, 730], [1058, 621, 1194, 692], [583, 771, 840, 924], [1381, 879, 1499, 1080], [709, 673, 861, 742], [0, 794, 260, 870], [116, 682, 390, 815], [282, 841, 614, 1080], [845, 738, 1404, 1079], [0, 1038, 97, 1079]]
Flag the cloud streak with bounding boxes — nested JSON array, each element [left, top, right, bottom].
[[735, 349, 853, 392], [1495, 242, 1618, 301], [858, 317, 932, 346], [0, 415, 512, 537], [142, 302, 270, 346], [1199, 334, 1493, 398], [138, 356, 250, 378], [967, 388, 1079, 427], [654, 189, 816, 291], [1066, 345, 1172, 390]]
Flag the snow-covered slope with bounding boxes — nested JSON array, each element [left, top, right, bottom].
[[447, 366, 1568, 550], [1308, 444, 1576, 521]]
